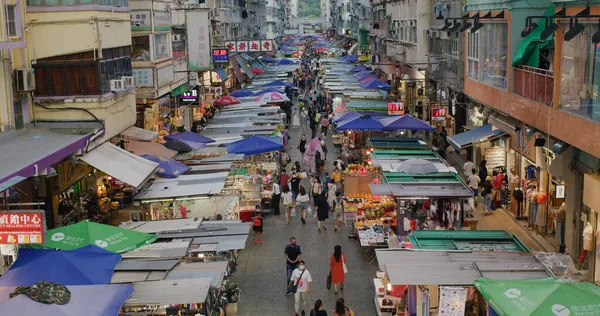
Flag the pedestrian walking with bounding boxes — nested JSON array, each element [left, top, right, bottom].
[[329, 245, 347, 294], [331, 191, 343, 232], [289, 260, 312, 316], [483, 176, 493, 215], [320, 115, 329, 135], [311, 299, 328, 316], [296, 186, 310, 225], [331, 168, 342, 189], [290, 172, 301, 200], [311, 177, 323, 207], [333, 298, 354, 316], [285, 237, 302, 288], [298, 135, 307, 156], [251, 205, 264, 245], [316, 190, 329, 233], [272, 180, 281, 215], [467, 168, 480, 208], [282, 185, 294, 224]]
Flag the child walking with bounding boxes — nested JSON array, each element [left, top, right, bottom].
[[252, 205, 264, 244]]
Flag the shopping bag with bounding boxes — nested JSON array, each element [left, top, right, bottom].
[[307, 206, 312, 215], [326, 273, 332, 290], [291, 207, 297, 217], [342, 255, 348, 273]]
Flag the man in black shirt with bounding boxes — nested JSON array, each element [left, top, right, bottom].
[[285, 237, 302, 292]]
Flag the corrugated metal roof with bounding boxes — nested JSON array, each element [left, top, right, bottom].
[[190, 235, 249, 250], [122, 239, 192, 259], [158, 221, 250, 239], [111, 271, 150, 283], [146, 271, 167, 281], [115, 259, 179, 271], [125, 278, 212, 306], [134, 172, 228, 201], [166, 262, 228, 287], [370, 183, 474, 198], [377, 250, 552, 286], [120, 218, 202, 234], [408, 230, 530, 252]]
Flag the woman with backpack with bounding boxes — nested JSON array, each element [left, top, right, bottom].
[[251, 205, 264, 245]]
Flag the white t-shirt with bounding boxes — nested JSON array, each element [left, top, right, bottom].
[[463, 162, 475, 176], [297, 194, 310, 203], [290, 268, 312, 292], [282, 192, 294, 205], [468, 174, 480, 189]]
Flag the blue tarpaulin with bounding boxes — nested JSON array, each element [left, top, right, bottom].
[[354, 70, 373, 79], [253, 87, 284, 95], [141, 155, 191, 178], [448, 124, 504, 150], [262, 80, 293, 87], [260, 56, 277, 63], [336, 116, 384, 131], [360, 75, 378, 83], [0, 245, 120, 286], [214, 67, 228, 82], [230, 89, 254, 98], [276, 58, 295, 65], [226, 136, 283, 155], [360, 80, 392, 89], [350, 65, 367, 72], [380, 115, 435, 131], [333, 112, 361, 123], [165, 131, 215, 144], [163, 139, 206, 153], [0, 284, 133, 316]]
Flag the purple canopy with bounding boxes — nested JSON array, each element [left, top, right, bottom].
[[360, 76, 378, 83], [141, 154, 191, 178], [253, 87, 285, 95], [336, 116, 384, 131], [350, 65, 367, 72], [229, 89, 254, 97], [333, 112, 361, 123], [380, 115, 435, 131], [360, 80, 393, 89], [164, 131, 215, 143], [354, 70, 373, 79], [227, 136, 283, 155], [262, 80, 293, 87]]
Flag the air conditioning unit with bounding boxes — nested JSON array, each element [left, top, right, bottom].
[[15, 68, 35, 92], [440, 31, 449, 39], [423, 29, 431, 38], [110, 79, 125, 92], [431, 30, 439, 38], [408, 20, 416, 27], [122, 76, 135, 88]]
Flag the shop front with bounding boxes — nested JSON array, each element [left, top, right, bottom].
[[583, 174, 600, 285], [49, 159, 95, 227]]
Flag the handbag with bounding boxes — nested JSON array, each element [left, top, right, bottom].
[[287, 269, 306, 294], [326, 272, 332, 290], [342, 254, 348, 273]]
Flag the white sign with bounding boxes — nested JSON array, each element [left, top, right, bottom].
[[131, 10, 151, 30], [186, 10, 211, 71], [202, 86, 223, 96], [261, 40, 273, 52], [438, 286, 467, 316], [225, 41, 236, 52], [132, 68, 154, 87], [555, 185, 565, 199], [249, 40, 260, 52], [153, 11, 171, 30], [236, 41, 248, 52], [157, 65, 174, 88]]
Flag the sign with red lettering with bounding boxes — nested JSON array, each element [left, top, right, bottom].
[[249, 40, 260, 52], [431, 107, 446, 121], [225, 41, 236, 52], [237, 41, 248, 52], [388, 102, 405, 115], [212, 48, 229, 64], [261, 40, 272, 52], [0, 211, 45, 244]]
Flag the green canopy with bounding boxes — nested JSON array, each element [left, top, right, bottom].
[[30, 220, 157, 253], [474, 277, 600, 316], [512, 4, 555, 68]]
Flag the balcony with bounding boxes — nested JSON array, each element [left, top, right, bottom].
[[513, 65, 553, 106]]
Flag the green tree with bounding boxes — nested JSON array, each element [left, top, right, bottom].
[[298, 0, 321, 17]]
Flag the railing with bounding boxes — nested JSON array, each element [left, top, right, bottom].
[[27, 0, 128, 7], [512, 65, 554, 106]]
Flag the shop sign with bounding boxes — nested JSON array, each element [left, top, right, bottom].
[[132, 68, 154, 88], [153, 11, 171, 31], [388, 101, 404, 115], [236, 41, 248, 52], [511, 128, 536, 163], [130, 10, 151, 31], [358, 55, 370, 62], [248, 40, 261, 52], [54, 160, 93, 194], [221, 40, 273, 52], [212, 48, 229, 64], [186, 10, 211, 71], [431, 107, 446, 121], [202, 86, 223, 96], [0, 211, 45, 244], [542, 147, 556, 165], [180, 88, 199, 104], [555, 185, 565, 199]]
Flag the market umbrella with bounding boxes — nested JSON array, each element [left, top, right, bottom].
[[0, 245, 120, 286], [380, 115, 435, 131], [260, 56, 277, 63], [252, 87, 285, 95], [350, 65, 367, 72], [251, 67, 264, 75], [474, 277, 600, 316], [141, 154, 191, 178], [360, 76, 378, 83], [336, 115, 384, 131], [333, 112, 361, 123], [0, 284, 134, 316], [360, 79, 393, 89], [29, 220, 157, 253], [163, 139, 206, 153], [253, 92, 290, 103], [229, 89, 254, 98], [226, 136, 283, 155], [262, 80, 293, 87], [165, 131, 215, 143], [276, 58, 296, 65], [354, 70, 373, 79], [213, 96, 241, 106], [397, 158, 439, 174]]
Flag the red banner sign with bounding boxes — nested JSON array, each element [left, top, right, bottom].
[[0, 212, 45, 244], [388, 102, 405, 115]]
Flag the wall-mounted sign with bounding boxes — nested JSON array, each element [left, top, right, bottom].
[[225, 41, 236, 52], [131, 10, 151, 31], [0, 211, 45, 244], [186, 10, 212, 71], [153, 11, 172, 31], [202, 86, 223, 96], [261, 40, 272, 51], [180, 88, 199, 105], [236, 41, 248, 52], [388, 101, 404, 115], [132, 68, 154, 87], [53, 160, 93, 194], [249, 40, 261, 52], [221, 40, 273, 53], [431, 107, 446, 121], [212, 48, 229, 64], [555, 184, 565, 198]]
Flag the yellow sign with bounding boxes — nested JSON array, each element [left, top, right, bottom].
[[53, 160, 93, 194], [359, 55, 370, 62]]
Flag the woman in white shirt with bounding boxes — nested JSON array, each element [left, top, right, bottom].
[[282, 185, 294, 225], [296, 186, 310, 225]]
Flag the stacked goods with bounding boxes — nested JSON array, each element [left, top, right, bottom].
[[342, 164, 376, 176]]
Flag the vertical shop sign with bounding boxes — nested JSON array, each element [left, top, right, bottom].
[[54, 160, 93, 194], [186, 10, 211, 71], [0, 211, 45, 244]]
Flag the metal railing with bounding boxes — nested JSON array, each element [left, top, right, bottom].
[[512, 65, 554, 106]]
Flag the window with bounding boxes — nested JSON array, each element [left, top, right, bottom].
[[5, 5, 16, 37], [467, 23, 508, 89], [13, 101, 23, 130], [443, 38, 458, 58], [153, 33, 171, 60], [131, 36, 151, 61], [560, 23, 600, 123]]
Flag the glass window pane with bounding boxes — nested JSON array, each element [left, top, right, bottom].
[[131, 36, 151, 61], [153, 33, 171, 60], [44, 0, 59, 5]]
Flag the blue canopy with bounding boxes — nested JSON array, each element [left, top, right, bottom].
[[359, 75, 378, 83], [253, 87, 285, 95], [165, 131, 215, 143], [0, 245, 120, 286], [360, 80, 393, 89], [276, 58, 295, 65], [350, 65, 367, 72], [260, 56, 277, 63], [141, 154, 191, 178], [163, 139, 206, 153], [341, 55, 358, 63], [354, 70, 373, 79], [336, 116, 384, 131], [262, 80, 293, 87], [0, 284, 133, 316], [214, 67, 228, 82], [227, 136, 283, 155], [230, 89, 254, 98], [380, 115, 435, 131], [333, 112, 361, 123], [448, 124, 504, 150]]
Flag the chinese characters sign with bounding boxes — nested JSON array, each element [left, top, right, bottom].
[[388, 101, 405, 115], [153, 11, 171, 31], [431, 107, 446, 121], [212, 48, 229, 64], [220, 40, 273, 52], [236, 41, 248, 52], [132, 68, 154, 87], [131, 10, 151, 31], [0, 212, 45, 244], [202, 86, 223, 96], [186, 10, 211, 71], [249, 40, 260, 52]]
